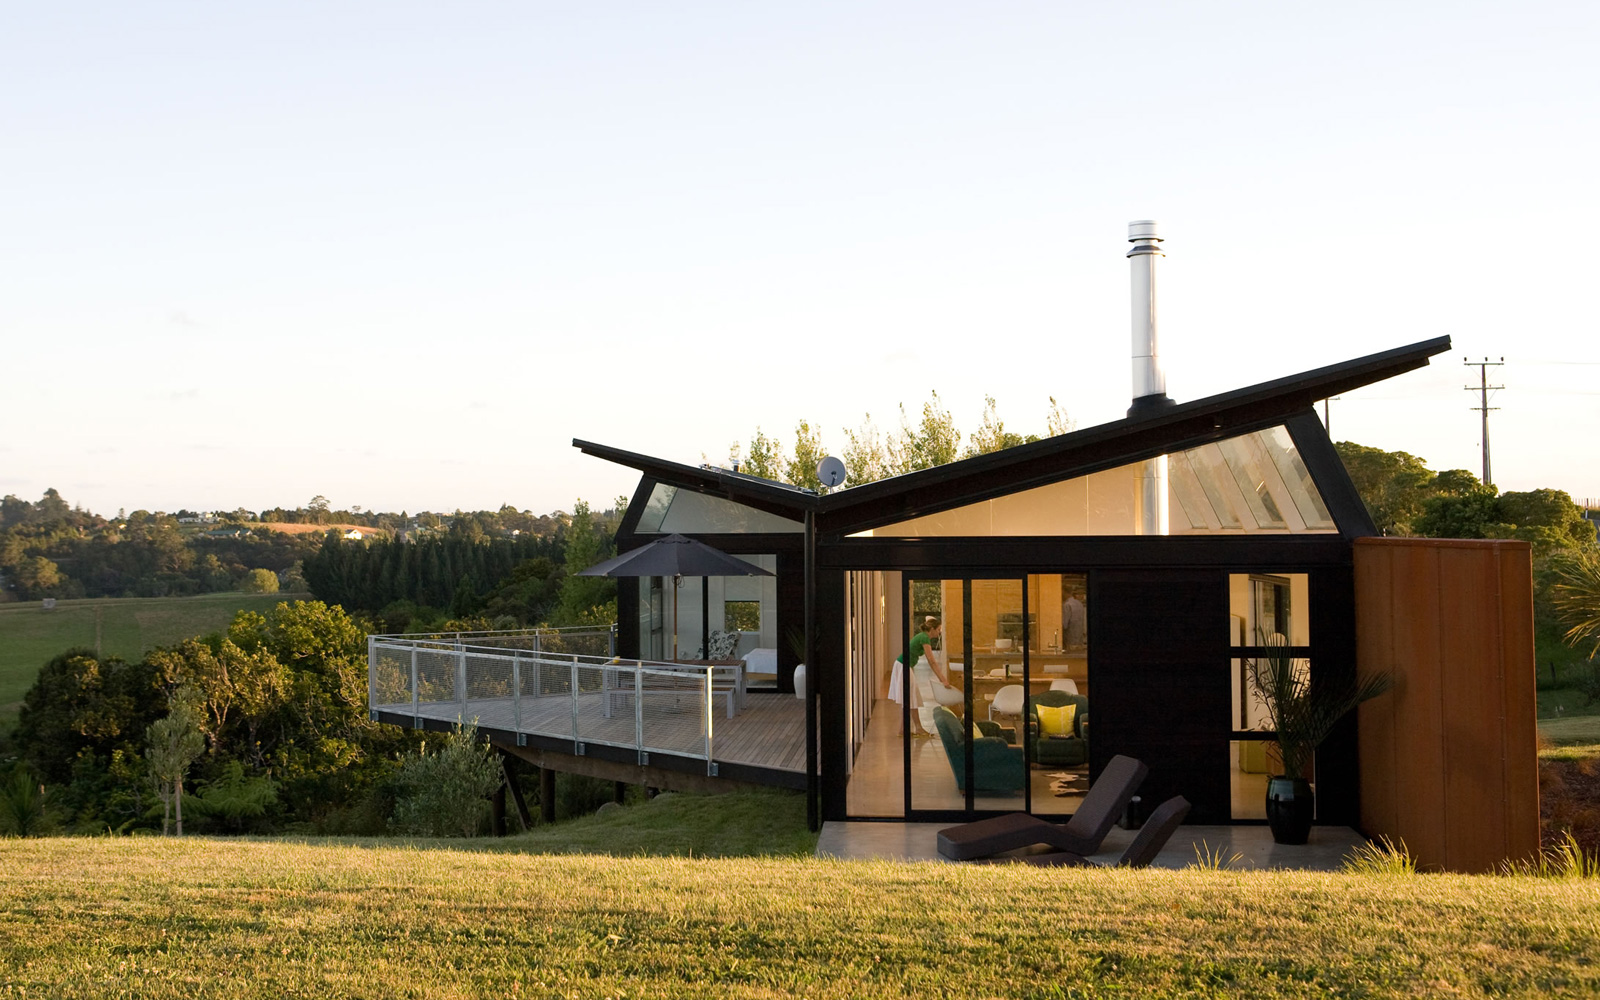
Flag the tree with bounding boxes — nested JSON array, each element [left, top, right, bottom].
[[240, 568, 279, 593], [841, 415, 892, 487], [1045, 396, 1074, 438], [742, 428, 786, 481], [307, 495, 331, 525], [14, 555, 63, 596], [889, 391, 961, 473], [554, 500, 616, 624], [786, 420, 828, 491], [145, 690, 205, 836], [964, 396, 1038, 457], [1333, 443, 1437, 535]]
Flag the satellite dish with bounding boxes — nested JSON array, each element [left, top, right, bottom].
[[816, 456, 847, 489]]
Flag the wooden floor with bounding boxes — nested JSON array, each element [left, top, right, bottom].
[[375, 690, 805, 774]]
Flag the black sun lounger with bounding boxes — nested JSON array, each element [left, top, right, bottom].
[[1011, 795, 1192, 868], [936, 754, 1149, 861]]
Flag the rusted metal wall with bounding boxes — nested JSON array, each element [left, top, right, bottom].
[[1355, 537, 1539, 872]]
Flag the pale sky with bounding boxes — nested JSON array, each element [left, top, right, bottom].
[[5, 2, 1597, 517]]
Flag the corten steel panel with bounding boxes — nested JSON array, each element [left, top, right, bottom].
[[1354, 538, 1538, 873], [1355, 544, 1400, 839], [1438, 545, 1509, 870], [1497, 547, 1540, 866], [1390, 542, 1448, 867], [1092, 570, 1231, 823]]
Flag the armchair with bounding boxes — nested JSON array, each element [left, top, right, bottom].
[[1029, 691, 1088, 767], [932, 707, 1025, 793]]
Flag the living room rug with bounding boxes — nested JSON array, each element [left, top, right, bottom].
[[1049, 771, 1090, 797]]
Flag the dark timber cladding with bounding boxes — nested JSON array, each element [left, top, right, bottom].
[[1091, 570, 1231, 824], [576, 336, 1455, 827]]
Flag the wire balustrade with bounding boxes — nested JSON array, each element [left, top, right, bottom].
[[367, 627, 747, 775]]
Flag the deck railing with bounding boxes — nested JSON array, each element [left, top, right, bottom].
[[367, 627, 742, 775]]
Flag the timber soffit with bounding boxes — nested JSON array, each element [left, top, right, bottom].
[[575, 335, 1450, 535]]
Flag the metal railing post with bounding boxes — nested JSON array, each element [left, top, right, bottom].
[[635, 660, 644, 753], [533, 631, 543, 698], [457, 644, 468, 719], [410, 647, 419, 723], [704, 666, 714, 774], [512, 650, 522, 734], [367, 636, 377, 711], [571, 654, 581, 744]]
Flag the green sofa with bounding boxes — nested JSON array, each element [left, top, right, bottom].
[[1029, 691, 1089, 767], [932, 707, 1026, 793]]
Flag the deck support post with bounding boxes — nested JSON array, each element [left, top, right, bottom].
[[502, 755, 531, 831], [539, 767, 556, 824], [490, 782, 506, 837]]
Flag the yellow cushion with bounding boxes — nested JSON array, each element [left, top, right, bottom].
[[970, 722, 988, 743], [1036, 702, 1077, 738]]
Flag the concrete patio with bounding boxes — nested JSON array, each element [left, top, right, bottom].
[[816, 821, 1368, 870]]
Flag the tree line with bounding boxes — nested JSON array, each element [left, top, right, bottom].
[[300, 500, 625, 632], [0, 489, 617, 605], [726, 392, 1074, 490]]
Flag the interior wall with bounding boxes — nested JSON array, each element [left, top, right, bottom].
[[1355, 537, 1539, 873]]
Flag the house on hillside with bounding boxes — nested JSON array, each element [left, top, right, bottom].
[[368, 226, 1537, 872]]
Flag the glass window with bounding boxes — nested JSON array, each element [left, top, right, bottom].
[[1229, 573, 1310, 647], [634, 483, 804, 534], [857, 426, 1337, 537]]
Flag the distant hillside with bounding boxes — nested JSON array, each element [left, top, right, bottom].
[[255, 522, 389, 538]]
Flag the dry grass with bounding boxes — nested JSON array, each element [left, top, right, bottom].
[[1, 838, 1598, 998], [254, 522, 388, 538]]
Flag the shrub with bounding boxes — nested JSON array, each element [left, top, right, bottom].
[[190, 760, 279, 833], [389, 720, 501, 838], [0, 766, 53, 837]]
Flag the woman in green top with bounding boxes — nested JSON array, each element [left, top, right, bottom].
[[890, 617, 951, 737]]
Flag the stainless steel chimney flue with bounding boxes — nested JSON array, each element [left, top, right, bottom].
[[1127, 220, 1173, 411], [1127, 220, 1170, 535]]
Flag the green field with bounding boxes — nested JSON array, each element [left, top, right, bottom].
[[0, 593, 311, 731], [1, 836, 1596, 999]]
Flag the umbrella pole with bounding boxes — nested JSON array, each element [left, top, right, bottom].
[[671, 573, 680, 661]]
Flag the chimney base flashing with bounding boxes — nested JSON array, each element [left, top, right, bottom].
[[1126, 393, 1178, 419]]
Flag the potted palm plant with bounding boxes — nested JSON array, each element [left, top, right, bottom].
[[1247, 636, 1392, 844]]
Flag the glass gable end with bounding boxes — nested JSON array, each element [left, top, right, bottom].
[[857, 426, 1337, 537], [635, 483, 805, 534]]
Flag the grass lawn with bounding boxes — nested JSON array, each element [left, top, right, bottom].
[[505, 788, 818, 858], [1, 837, 1597, 999], [0, 593, 310, 731]]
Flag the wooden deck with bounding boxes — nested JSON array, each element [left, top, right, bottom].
[[375, 690, 805, 775]]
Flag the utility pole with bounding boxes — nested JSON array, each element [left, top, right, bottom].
[[1321, 396, 1341, 437], [1463, 357, 1504, 488]]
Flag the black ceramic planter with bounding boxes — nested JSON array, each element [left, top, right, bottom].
[[1266, 776, 1315, 845]]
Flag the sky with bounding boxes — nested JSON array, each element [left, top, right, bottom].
[[5, 1, 1597, 517]]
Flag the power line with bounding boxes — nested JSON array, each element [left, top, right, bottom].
[[1464, 357, 1504, 487]]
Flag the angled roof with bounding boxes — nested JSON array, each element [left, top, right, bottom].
[[576, 335, 1450, 536]]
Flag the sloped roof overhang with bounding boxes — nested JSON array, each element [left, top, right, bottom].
[[577, 335, 1450, 537]]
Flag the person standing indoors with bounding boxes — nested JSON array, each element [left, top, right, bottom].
[[890, 617, 951, 737], [1061, 589, 1087, 649]]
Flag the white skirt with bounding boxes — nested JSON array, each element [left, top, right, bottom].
[[888, 659, 922, 708]]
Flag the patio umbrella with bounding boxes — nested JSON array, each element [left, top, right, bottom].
[[578, 533, 773, 660]]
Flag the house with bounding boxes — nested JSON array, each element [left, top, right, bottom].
[[367, 225, 1537, 871]]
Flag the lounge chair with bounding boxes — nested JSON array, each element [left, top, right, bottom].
[[1010, 795, 1192, 867], [936, 754, 1149, 861]]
